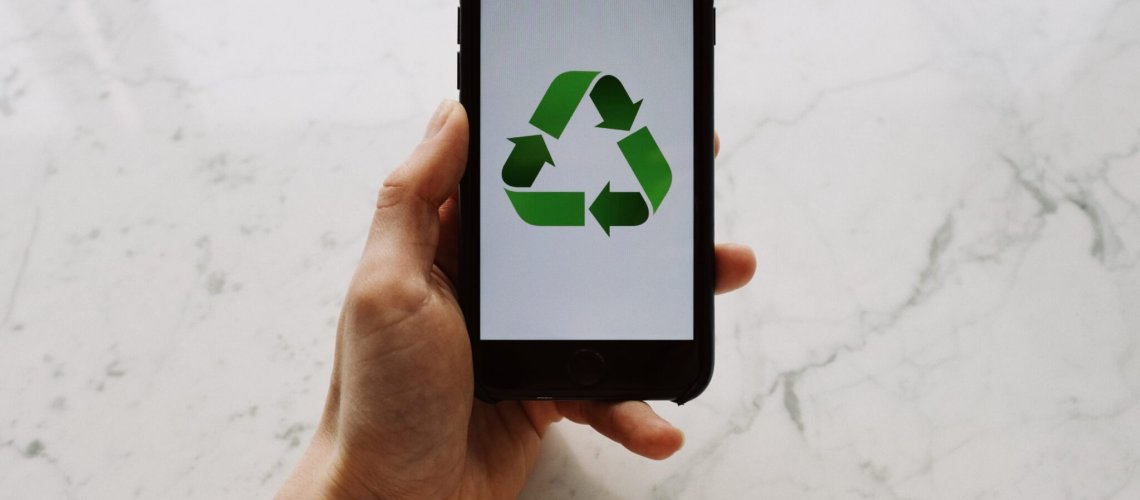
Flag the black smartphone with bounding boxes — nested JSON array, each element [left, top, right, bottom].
[[457, 0, 715, 403]]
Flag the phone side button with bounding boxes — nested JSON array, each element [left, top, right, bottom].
[[456, 51, 461, 90], [567, 349, 606, 387]]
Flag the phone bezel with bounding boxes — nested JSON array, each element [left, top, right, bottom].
[[458, 0, 715, 403]]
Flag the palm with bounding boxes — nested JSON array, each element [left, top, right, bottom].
[[333, 258, 542, 498], [463, 402, 547, 497]]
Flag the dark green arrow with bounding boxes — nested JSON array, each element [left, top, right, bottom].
[[501, 135, 554, 188], [505, 189, 585, 226], [589, 182, 649, 236], [617, 127, 672, 212], [529, 71, 599, 139], [589, 75, 642, 131]]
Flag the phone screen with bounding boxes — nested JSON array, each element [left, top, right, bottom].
[[479, 0, 694, 341]]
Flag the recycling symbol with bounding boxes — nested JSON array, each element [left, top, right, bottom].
[[501, 71, 672, 235]]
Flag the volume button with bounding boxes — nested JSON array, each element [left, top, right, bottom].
[[713, 8, 717, 45], [457, 7, 462, 44], [457, 51, 461, 90]]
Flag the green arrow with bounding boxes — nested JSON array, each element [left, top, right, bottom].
[[617, 127, 672, 212], [501, 135, 554, 188], [589, 182, 649, 236], [505, 189, 585, 226], [589, 75, 642, 131], [529, 71, 599, 139]]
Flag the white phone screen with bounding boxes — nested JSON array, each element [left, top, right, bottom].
[[480, 0, 694, 340]]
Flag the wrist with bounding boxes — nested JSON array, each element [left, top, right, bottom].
[[281, 426, 435, 500], [277, 427, 374, 500]]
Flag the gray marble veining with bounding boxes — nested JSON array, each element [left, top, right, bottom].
[[1, 0, 1138, 499]]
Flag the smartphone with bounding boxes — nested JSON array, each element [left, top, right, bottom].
[[457, 0, 714, 403]]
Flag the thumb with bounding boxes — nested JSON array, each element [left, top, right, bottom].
[[360, 100, 468, 282]]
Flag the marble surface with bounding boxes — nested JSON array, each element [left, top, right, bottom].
[[2, 0, 1139, 498]]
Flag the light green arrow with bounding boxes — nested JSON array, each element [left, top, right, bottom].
[[528, 71, 599, 139], [504, 189, 585, 226], [617, 127, 672, 212]]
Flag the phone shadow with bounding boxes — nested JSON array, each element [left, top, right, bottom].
[[517, 429, 627, 500]]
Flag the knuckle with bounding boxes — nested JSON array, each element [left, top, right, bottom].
[[376, 180, 411, 211], [345, 270, 431, 328], [376, 177, 435, 221]]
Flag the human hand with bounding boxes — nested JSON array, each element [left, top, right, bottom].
[[277, 100, 756, 499]]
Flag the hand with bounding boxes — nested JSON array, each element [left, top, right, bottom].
[[277, 100, 756, 500]]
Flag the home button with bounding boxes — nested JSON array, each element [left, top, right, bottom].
[[567, 349, 606, 387]]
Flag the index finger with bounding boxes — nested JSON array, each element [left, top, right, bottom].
[[555, 400, 684, 460]]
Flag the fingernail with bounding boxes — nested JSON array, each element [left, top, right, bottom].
[[423, 100, 455, 140]]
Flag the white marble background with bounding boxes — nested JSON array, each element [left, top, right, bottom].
[[1, 0, 1138, 498]]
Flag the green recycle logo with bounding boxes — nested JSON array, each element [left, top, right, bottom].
[[501, 71, 672, 235]]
